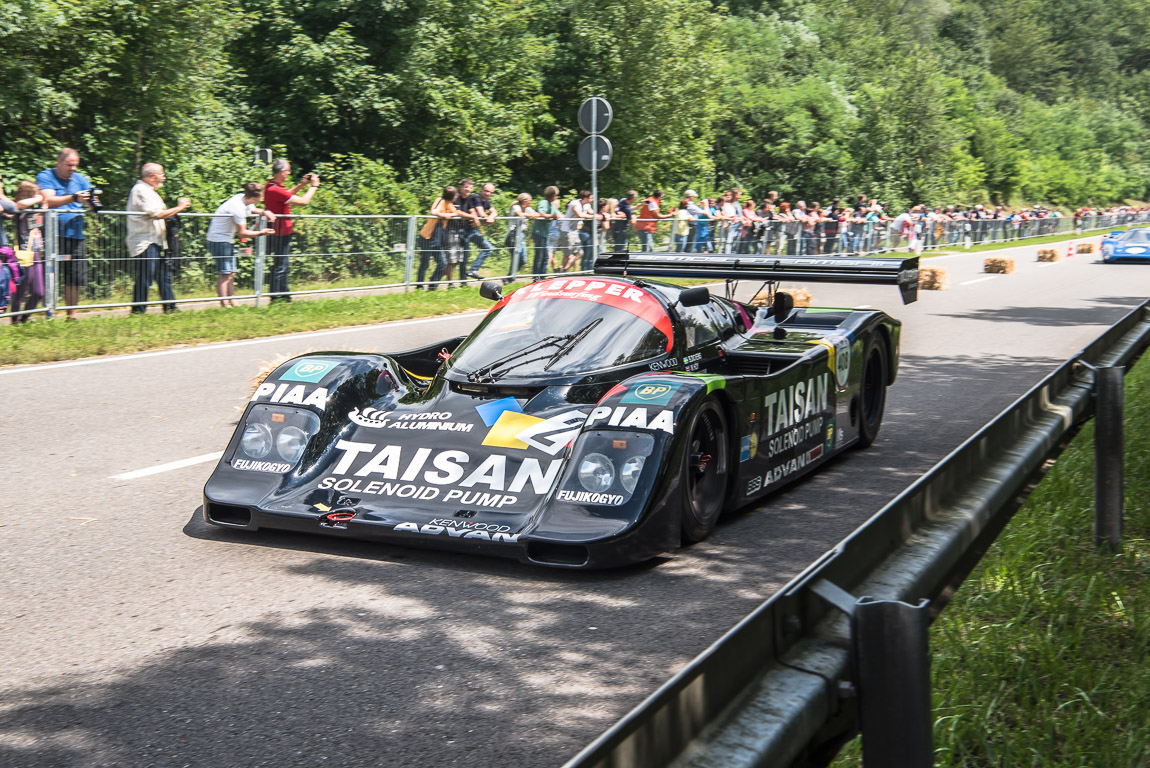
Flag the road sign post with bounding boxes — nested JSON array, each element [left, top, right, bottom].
[[578, 97, 613, 266]]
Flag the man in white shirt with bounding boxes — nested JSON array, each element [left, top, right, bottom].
[[126, 163, 189, 314], [559, 190, 593, 272], [206, 183, 275, 306]]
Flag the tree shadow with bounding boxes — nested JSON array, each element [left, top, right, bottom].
[[934, 296, 1148, 327]]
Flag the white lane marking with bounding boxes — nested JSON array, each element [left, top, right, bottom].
[[110, 451, 224, 480], [960, 276, 1000, 286], [1038, 262, 1058, 268], [0, 311, 487, 376]]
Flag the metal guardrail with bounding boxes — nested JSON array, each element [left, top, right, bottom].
[[562, 299, 1150, 768]]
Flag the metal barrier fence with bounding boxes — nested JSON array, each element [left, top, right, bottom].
[[4, 209, 1148, 319], [561, 299, 1150, 768]]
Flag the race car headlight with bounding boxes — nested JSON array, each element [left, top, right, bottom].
[[578, 453, 615, 493], [241, 423, 273, 459], [235, 404, 322, 470], [276, 426, 309, 465], [619, 456, 646, 494]]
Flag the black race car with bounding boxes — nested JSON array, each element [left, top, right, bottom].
[[203, 253, 919, 568]]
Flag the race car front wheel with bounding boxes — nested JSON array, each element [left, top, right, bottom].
[[856, 339, 888, 448], [680, 398, 729, 543]]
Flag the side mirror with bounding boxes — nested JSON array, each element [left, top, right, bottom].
[[679, 286, 710, 307], [771, 291, 794, 323], [479, 281, 503, 302]]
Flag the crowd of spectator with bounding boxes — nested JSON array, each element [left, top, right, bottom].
[[2, 148, 1148, 312], [413, 183, 1148, 288]]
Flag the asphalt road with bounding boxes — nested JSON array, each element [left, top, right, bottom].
[[3, 240, 1148, 767]]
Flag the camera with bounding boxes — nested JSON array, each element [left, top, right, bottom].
[[88, 188, 103, 213]]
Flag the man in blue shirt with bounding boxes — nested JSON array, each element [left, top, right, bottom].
[[37, 148, 93, 319]]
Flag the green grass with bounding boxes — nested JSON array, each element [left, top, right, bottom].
[[929, 224, 1138, 256], [833, 354, 1150, 767], [0, 284, 513, 366]]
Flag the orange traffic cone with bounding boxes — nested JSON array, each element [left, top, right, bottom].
[[1066, 240, 1075, 259]]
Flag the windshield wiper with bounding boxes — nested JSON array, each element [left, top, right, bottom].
[[544, 318, 603, 371], [466, 336, 563, 383], [465, 318, 605, 382]]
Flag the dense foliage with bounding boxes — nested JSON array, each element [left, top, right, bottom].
[[4, 0, 1149, 211]]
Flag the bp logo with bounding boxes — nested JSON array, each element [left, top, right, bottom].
[[281, 359, 337, 383], [621, 381, 679, 406]]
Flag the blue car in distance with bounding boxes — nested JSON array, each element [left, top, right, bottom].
[[1101, 228, 1150, 262]]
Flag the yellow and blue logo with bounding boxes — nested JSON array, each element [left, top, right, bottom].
[[621, 381, 678, 406]]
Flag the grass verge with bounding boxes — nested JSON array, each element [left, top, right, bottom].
[[0, 285, 510, 366], [930, 224, 1139, 256], [833, 353, 1150, 766]]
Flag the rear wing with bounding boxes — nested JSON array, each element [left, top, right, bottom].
[[594, 252, 920, 304]]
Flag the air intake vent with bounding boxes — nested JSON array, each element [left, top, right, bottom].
[[526, 542, 589, 567], [206, 502, 252, 527]]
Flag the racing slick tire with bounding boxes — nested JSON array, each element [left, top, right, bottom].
[[856, 337, 888, 449], [680, 398, 730, 543]]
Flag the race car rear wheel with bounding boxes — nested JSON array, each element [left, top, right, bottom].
[[680, 398, 729, 543], [856, 338, 888, 448]]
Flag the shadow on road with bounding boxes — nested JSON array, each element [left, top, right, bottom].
[[936, 296, 1147, 327]]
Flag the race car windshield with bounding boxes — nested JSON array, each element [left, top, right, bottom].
[[451, 297, 670, 380], [1114, 230, 1150, 243]]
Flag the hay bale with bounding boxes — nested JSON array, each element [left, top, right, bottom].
[[984, 257, 1015, 274], [1037, 248, 1061, 262], [791, 288, 813, 307], [919, 266, 948, 291], [1076, 243, 1095, 254], [749, 288, 771, 307], [750, 287, 813, 307]]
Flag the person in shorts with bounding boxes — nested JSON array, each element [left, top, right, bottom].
[[206, 183, 275, 306], [37, 148, 93, 319]]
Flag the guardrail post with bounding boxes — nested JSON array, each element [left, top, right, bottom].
[[253, 235, 266, 306], [854, 596, 933, 768], [405, 215, 417, 292], [1094, 365, 1125, 551], [44, 209, 58, 319]]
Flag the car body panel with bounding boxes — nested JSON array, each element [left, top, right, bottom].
[[1101, 228, 1150, 262], [205, 270, 904, 568]]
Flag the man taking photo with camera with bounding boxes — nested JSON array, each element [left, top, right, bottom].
[[37, 148, 94, 320], [264, 159, 319, 303]]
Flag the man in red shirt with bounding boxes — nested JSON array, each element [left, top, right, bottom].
[[264, 159, 319, 302]]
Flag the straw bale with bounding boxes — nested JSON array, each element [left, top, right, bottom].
[[918, 266, 948, 290], [984, 257, 1015, 274]]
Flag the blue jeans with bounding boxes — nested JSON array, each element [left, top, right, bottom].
[[0, 264, 10, 309], [685, 223, 697, 252], [267, 234, 292, 300], [532, 232, 549, 275], [579, 231, 593, 271], [637, 230, 655, 252], [612, 226, 629, 252], [131, 244, 175, 312], [464, 229, 494, 272], [672, 233, 688, 252], [416, 233, 447, 288]]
